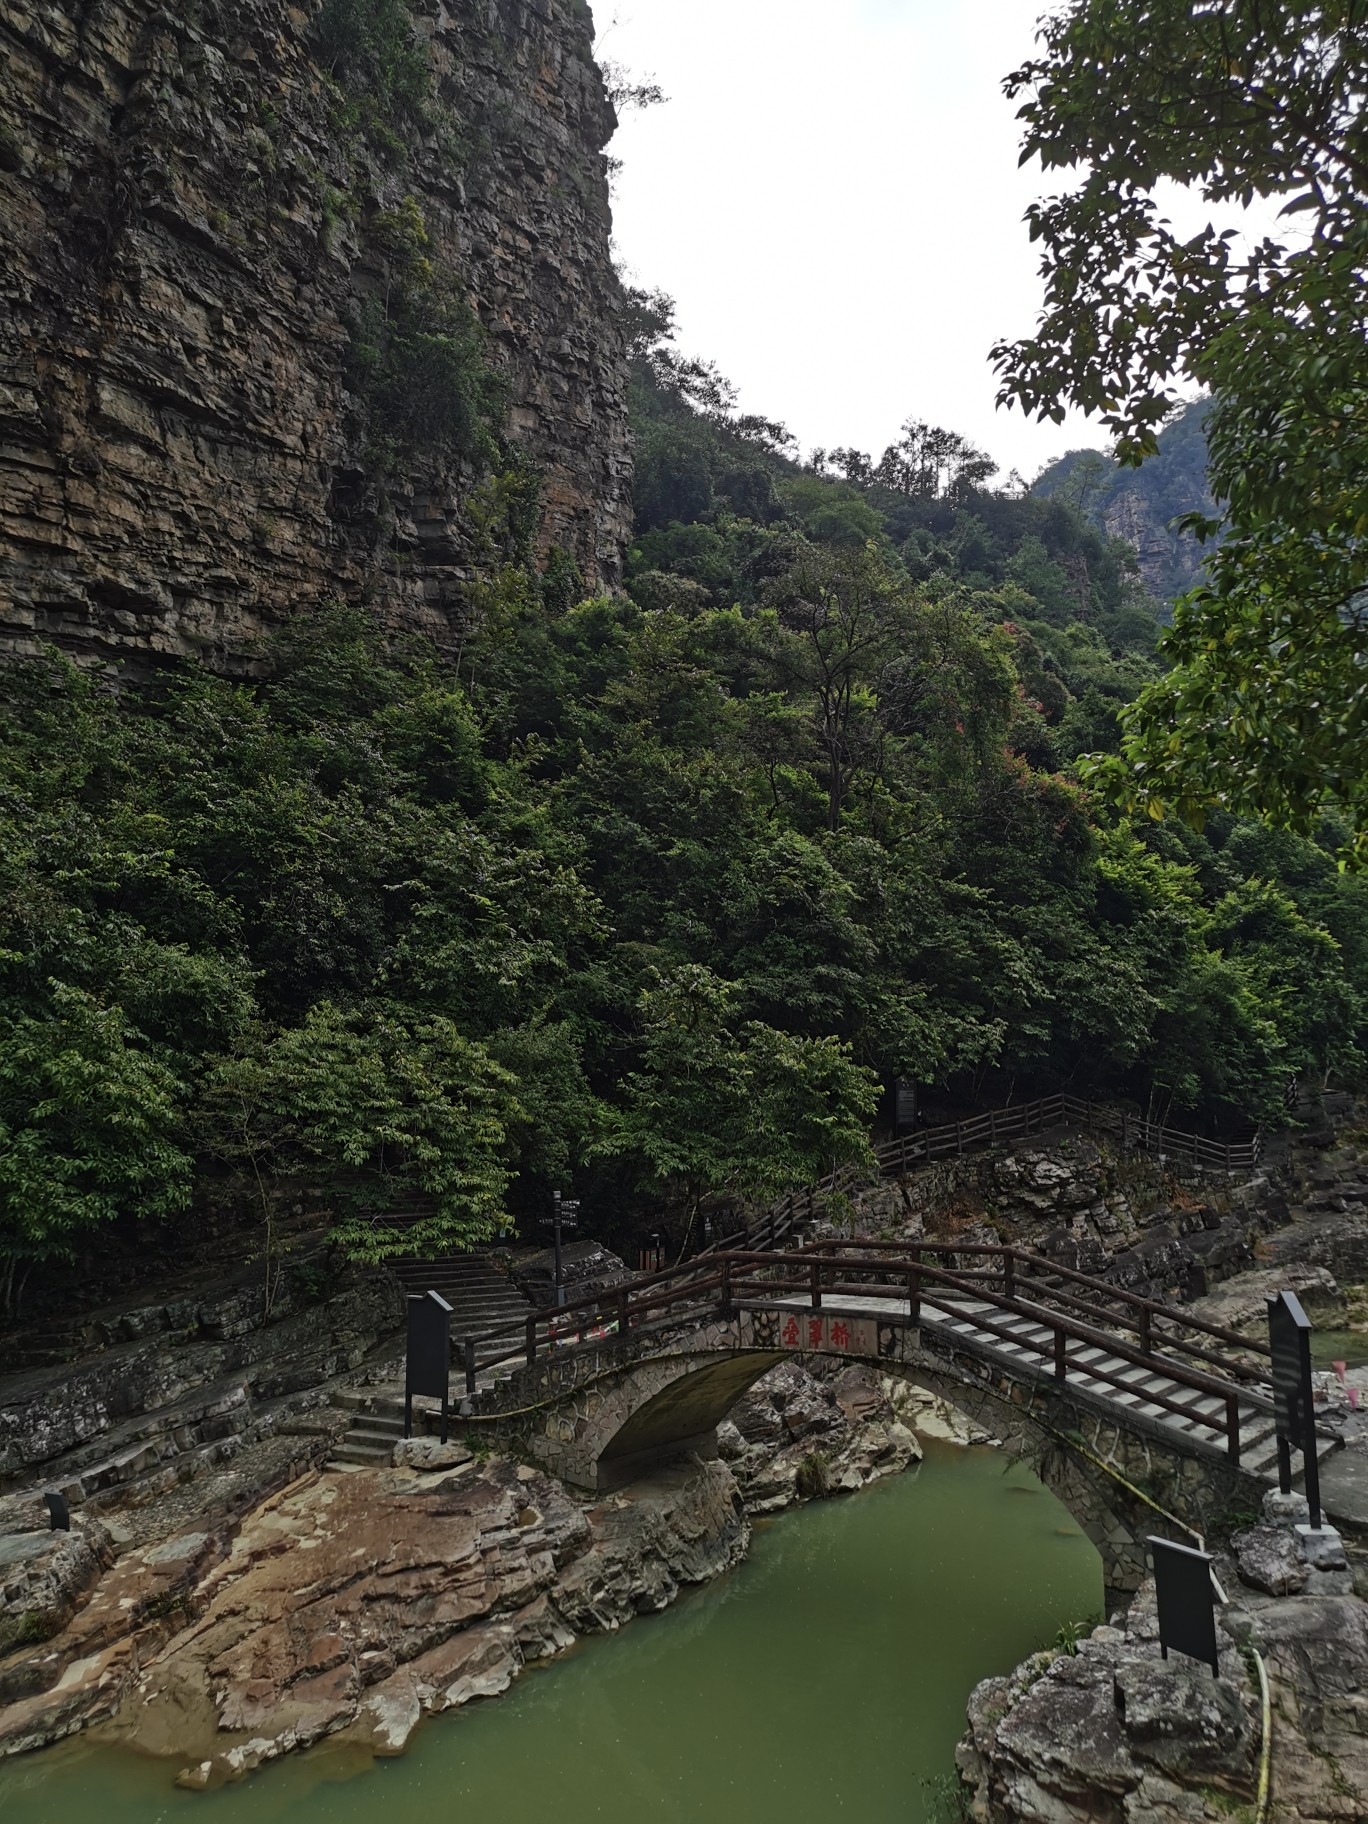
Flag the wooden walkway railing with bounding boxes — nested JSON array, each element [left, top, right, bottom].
[[455, 1237, 1274, 1467], [711, 1092, 1261, 1257]]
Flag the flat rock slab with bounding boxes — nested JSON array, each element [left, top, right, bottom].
[[1319, 1442, 1368, 1528]]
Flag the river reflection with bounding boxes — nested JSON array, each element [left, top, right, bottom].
[[0, 1441, 1102, 1824]]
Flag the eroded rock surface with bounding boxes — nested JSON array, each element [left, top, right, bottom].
[[716, 1359, 927, 1513], [0, 1452, 747, 1782], [850, 1131, 1264, 1305]]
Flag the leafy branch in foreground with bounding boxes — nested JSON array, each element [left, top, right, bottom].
[[994, 0, 1368, 853]]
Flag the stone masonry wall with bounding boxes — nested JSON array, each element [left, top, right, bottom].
[[0, 0, 631, 671]]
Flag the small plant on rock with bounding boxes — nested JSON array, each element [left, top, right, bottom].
[[795, 1450, 830, 1499]]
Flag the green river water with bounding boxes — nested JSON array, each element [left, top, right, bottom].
[[0, 1443, 1101, 1824]]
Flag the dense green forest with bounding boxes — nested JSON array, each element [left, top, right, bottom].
[[3, 297, 1366, 1299]]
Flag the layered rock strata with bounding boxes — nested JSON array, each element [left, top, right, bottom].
[[0, 0, 631, 671], [0, 1260, 397, 1512]]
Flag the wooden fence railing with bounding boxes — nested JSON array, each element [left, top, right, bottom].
[[711, 1093, 1261, 1257]]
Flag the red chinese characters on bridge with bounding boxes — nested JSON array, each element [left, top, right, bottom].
[[776, 1313, 856, 1352]]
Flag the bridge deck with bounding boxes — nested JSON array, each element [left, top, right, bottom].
[[761, 1290, 1330, 1483], [441, 1236, 1336, 1497]]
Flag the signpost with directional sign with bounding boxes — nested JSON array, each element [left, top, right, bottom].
[[543, 1191, 580, 1306]]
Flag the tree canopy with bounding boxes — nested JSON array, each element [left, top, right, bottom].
[[4, 283, 1367, 1308]]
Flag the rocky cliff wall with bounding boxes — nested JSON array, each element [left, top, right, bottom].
[[0, 0, 631, 671]]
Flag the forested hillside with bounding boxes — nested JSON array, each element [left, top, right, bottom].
[[4, 303, 1365, 1300]]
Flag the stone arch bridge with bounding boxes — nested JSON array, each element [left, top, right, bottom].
[[453, 1241, 1323, 1605]]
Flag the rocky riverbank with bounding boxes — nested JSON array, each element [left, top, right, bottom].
[[0, 1355, 940, 1779], [7, 1107, 1368, 1796], [957, 1488, 1368, 1823]]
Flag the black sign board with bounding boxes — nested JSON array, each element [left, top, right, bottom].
[[44, 1491, 70, 1532], [1268, 1290, 1321, 1527], [405, 1289, 453, 1443], [1149, 1536, 1219, 1674]]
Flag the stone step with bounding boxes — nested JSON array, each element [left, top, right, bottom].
[[445, 1306, 529, 1320], [330, 1439, 393, 1466], [349, 1423, 403, 1446], [391, 1262, 523, 1283]]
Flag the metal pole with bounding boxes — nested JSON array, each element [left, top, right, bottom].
[[1305, 1407, 1323, 1531]]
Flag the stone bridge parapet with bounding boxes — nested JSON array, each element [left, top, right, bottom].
[[466, 1302, 1267, 1606]]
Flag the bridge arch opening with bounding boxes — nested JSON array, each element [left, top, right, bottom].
[[567, 1346, 1164, 1606], [597, 1352, 786, 1490]]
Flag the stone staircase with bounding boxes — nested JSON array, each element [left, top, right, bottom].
[[387, 1251, 534, 1356], [328, 1390, 407, 1470]]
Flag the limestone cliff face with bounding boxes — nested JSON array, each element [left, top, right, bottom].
[[1101, 483, 1210, 604], [0, 0, 631, 670]]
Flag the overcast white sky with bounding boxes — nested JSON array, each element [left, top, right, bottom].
[[596, 0, 1159, 483]]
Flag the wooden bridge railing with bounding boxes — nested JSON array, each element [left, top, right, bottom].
[[455, 1238, 1273, 1467]]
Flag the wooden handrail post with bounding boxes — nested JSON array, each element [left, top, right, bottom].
[[1138, 1304, 1151, 1357], [1053, 1328, 1067, 1381], [526, 1314, 538, 1366], [617, 1287, 630, 1343], [720, 1258, 732, 1316], [907, 1267, 920, 1327], [1002, 1250, 1015, 1303], [810, 1258, 823, 1311], [1226, 1395, 1241, 1465]]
